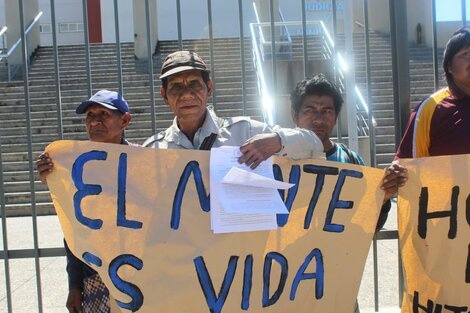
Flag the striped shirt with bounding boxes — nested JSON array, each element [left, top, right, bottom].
[[396, 86, 470, 158], [326, 142, 365, 165]]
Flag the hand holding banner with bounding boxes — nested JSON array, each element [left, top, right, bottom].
[[46, 140, 385, 312]]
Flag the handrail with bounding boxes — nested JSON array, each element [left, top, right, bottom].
[[0, 26, 7, 38], [252, 3, 266, 45], [250, 4, 374, 132], [0, 11, 43, 58], [0, 11, 43, 81], [355, 85, 377, 127], [250, 22, 274, 125], [355, 20, 365, 28], [319, 20, 376, 133], [251, 2, 275, 125], [278, 9, 292, 43], [0, 26, 7, 53]]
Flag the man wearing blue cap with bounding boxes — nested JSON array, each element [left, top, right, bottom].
[[75, 89, 132, 144], [144, 50, 324, 169], [37, 89, 133, 313]]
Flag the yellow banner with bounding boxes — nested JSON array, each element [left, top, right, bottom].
[[399, 155, 470, 313], [46, 140, 385, 313]]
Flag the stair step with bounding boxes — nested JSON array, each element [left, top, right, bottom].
[[0, 33, 444, 217], [1, 202, 56, 217]]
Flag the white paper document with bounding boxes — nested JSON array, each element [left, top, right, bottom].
[[222, 167, 294, 189], [209, 146, 294, 234]]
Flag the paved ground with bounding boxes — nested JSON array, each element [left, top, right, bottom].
[[0, 203, 401, 313]]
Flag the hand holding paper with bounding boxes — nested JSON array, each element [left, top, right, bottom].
[[210, 146, 294, 233]]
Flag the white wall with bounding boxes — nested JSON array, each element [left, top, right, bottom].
[[39, 0, 84, 46], [0, 1, 5, 27], [9, 0, 461, 48], [436, 21, 466, 47], [278, 0, 364, 34], [4, 0, 40, 67], [38, 0, 134, 46], [155, 0, 359, 41], [0, 1, 5, 50], [156, 0, 256, 40], [134, 0, 157, 59], [100, 0, 134, 43]]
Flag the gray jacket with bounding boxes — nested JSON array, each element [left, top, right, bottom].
[[143, 108, 324, 159]]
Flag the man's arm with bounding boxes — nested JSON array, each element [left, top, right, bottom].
[[273, 127, 324, 159], [376, 162, 408, 231], [238, 121, 324, 169], [65, 240, 84, 313]]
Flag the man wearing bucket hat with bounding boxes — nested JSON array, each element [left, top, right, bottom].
[[36, 89, 134, 313], [143, 50, 324, 168]]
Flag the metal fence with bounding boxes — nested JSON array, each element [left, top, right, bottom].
[[0, 0, 466, 312]]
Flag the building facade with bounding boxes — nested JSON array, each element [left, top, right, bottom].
[[0, 0, 463, 49]]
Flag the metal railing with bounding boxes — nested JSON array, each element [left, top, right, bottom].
[[0, 26, 7, 52], [250, 13, 375, 137], [249, 6, 399, 312], [1, 0, 449, 312], [0, 26, 8, 78], [0, 11, 43, 81]]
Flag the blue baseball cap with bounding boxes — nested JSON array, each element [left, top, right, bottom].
[[76, 89, 129, 114]]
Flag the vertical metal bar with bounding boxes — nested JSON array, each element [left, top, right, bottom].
[[389, 0, 400, 148], [50, 0, 63, 139], [332, 0, 342, 142], [431, 0, 439, 91], [113, 0, 123, 94], [301, 0, 308, 77], [332, 0, 338, 78], [176, 0, 183, 50], [462, 0, 467, 26], [145, 0, 156, 134], [269, 0, 277, 124], [343, 0, 358, 153], [372, 236, 379, 311], [398, 240, 404, 306], [389, 0, 410, 143], [238, 0, 247, 115], [363, 0, 376, 167], [207, 0, 216, 109], [18, 1, 43, 311], [364, 0, 378, 305], [2, 31, 6, 52], [0, 139, 12, 313], [82, 0, 92, 96]]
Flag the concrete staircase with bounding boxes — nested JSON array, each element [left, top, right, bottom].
[[0, 34, 445, 217], [338, 32, 445, 166], [285, 31, 444, 166], [0, 39, 260, 216]]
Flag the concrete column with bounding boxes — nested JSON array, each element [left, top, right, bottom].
[[407, 0, 433, 46], [5, 0, 40, 69], [368, 0, 390, 33], [389, 0, 410, 140], [254, 0, 280, 43], [133, 0, 157, 59]]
